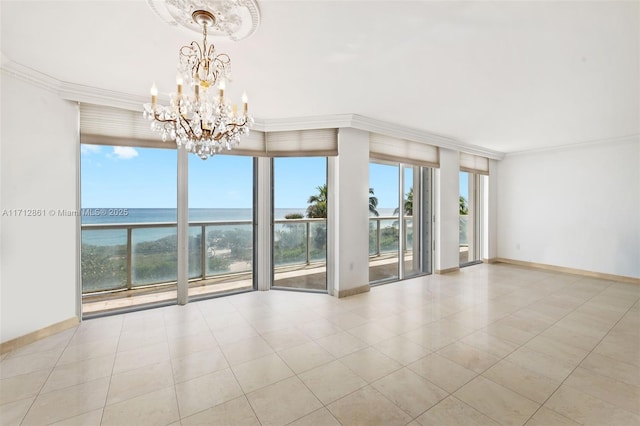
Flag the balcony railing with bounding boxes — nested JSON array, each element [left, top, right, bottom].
[[81, 216, 412, 294], [459, 214, 469, 246], [81, 220, 255, 294], [273, 218, 327, 267], [368, 216, 413, 256], [82, 218, 326, 294]]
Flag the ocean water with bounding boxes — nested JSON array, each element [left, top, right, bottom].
[[81, 207, 397, 246], [81, 208, 300, 246], [81, 207, 398, 225], [81, 208, 308, 225]]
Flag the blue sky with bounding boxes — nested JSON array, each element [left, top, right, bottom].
[[81, 145, 177, 208], [274, 157, 326, 208], [81, 146, 330, 208], [81, 145, 468, 208], [369, 163, 400, 209], [460, 171, 469, 200]]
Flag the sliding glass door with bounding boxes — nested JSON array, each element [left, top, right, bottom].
[[403, 165, 431, 278], [460, 171, 481, 266], [80, 144, 178, 316], [188, 155, 255, 298], [369, 162, 432, 284], [369, 163, 400, 282], [272, 157, 328, 291]]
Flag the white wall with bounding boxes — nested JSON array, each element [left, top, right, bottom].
[[434, 148, 460, 272], [497, 137, 640, 279], [1, 74, 79, 342], [333, 128, 370, 294], [483, 160, 498, 261]]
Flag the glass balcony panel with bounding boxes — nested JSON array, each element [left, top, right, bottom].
[[405, 218, 414, 249], [205, 224, 253, 276], [131, 227, 177, 286], [459, 214, 469, 264], [273, 221, 307, 267], [379, 219, 399, 253], [81, 229, 127, 292], [189, 226, 202, 279], [369, 219, 378, 255], [309, 220, 327, 263], [404, 217, 419, 276]]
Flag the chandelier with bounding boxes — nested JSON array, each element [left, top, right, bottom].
[[143, 9, 253, 159]]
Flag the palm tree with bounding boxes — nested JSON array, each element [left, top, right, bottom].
[[394, 187, 413, 216], [459, 196, 468, 215], [369, 188, 379, 217], [307, 185, 379, 218], [306, 184, 327, 218]]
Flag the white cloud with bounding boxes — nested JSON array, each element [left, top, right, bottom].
[[81, 144, 101, 155], [112, 146, 139, 160]]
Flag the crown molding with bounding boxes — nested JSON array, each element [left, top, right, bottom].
[[58, 84, 148, 112], [254, 114, 504, 160], [253, 114, 354, 132], [2, 56, 505, 160], [1, 57, 148, 111], [348, 115, 504, 160], [504, 134, 640, 157], [1, 55, 60, 94]]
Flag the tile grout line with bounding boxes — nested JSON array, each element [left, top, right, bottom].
[[486, 277, 608, 423], [431, 275, 562, 425], [360, 273, 541, 425], [403, 273, 554, 426], [98, 315, 125, 425], [17, 325, 82, 426], [200, 302, 265, 425], [167, 308, 193, 423], [520, 280, 637, 425], [423, 275, 609, 425]]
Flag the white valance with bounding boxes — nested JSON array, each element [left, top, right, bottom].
[[460, 152, 489, 175], [265, 129, 338, 157], [80, 104, 337, 157], [80, 103, 170, 149], [369, 133, 439, 167]]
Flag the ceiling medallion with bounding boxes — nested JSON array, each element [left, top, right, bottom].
[[147, 0, 261, 41]]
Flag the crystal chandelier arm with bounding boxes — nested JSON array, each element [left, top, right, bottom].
[[179, 42, 203, 76], [212, 53, 230, 78], [151, 112, 175, 124], [177, 115, 192, 137], [212, 119, 248, 141], [149, 107, 191, 138]]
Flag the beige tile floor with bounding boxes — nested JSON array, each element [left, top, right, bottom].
[[1, 263, 639, 425]]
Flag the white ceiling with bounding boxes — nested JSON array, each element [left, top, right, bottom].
[[1, 0, 638, 153]]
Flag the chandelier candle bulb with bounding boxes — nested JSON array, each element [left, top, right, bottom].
[[176, 76, 183, 96], [150, 83, 158, 106], [242, 92, 248, 113], [219, 80, 225, 102], [232, 104, 237, 115]]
